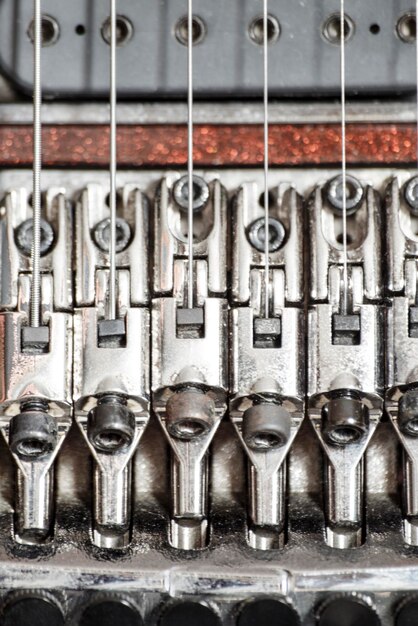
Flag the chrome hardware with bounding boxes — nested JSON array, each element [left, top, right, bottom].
[[152, 172, 228, 550], [73, 183, 150, 548], [386, 176, 418, 545], [0, 187, 73, 543], [307, 177, 384, 549], [229, 182, 304, 549]]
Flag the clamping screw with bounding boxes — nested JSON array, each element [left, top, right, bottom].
[[88, 395, 135, 453], [9, 400, 57, 460], [321, 393, 369, 446], [166, 389, 216, 441], [399, 388, 418, 437], [242, 403, 291, 451]]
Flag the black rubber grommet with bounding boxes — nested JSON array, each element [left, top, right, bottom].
[[317, 597, 380, 626], [79, 599, 143, 626], [237, 598, 300, 626], [0, 596, 64, 626], [396, 596, 418, 626], [159, 602, 221, 626]]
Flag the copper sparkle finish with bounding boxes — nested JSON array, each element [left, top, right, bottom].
[[0, 124, 415, 167]]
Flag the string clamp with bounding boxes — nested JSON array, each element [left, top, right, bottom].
[[307, 175, 384, 548], [0, 186, 73, 543], [73, 183, 150, 548], [229, 181, 304, 549], [152, 172, 228, 550]]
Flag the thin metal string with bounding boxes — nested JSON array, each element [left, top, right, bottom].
[[30, 0, 42, 328], [108, 0, 117, 320], [263, 0, 270, 319], [340, 0, 348, 315], [187, 0, 194, 309], [416, 0, 418, 170]]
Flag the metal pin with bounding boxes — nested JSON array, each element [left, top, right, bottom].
[[108, 0, 117, 320], [340, 0, 349, 315], [30, 0, 42, 328], [187, 0, 194, 309], [263, 0, 270, 319]]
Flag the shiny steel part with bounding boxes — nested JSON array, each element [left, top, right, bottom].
[[172, 174, 210, 212], [152, 173, 228, 550], [153, 173, 227, 297], [386, 176, 418, 545], [73, 184, 150, 549], [308, 179, 384, 548], [75, 183, 148, 308], [230, 182, 304, 549], [0, 187, 72, 544]]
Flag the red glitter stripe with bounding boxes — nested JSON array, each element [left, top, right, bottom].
[[0, 123, 415, 167]]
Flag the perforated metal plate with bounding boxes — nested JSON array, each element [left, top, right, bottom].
[[0, 0, 416, 99]]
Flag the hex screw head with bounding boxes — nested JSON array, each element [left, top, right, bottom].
[[9, 401, 57, 461], [404, 177, 418, 215], [242, 403, 291, 451], [88, 395, 135, 453], [247, 217, 286, 253], [399, 388, 418, 437], [93, 217, 131, 253], [325, 174, 364, 215], [166, 389, 216, 441], [321, 393, 369, 446], [15, 218, 55, 257], [173, 175, 210, 212]]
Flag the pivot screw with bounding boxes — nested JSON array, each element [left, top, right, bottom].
[[404, 177, 418, 215], [15, 218, 55, 257], [247, 217, 286, 253], [326, 174, 364, 215], [173, 175, 210, 212], [93, 217, 131, 253]]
